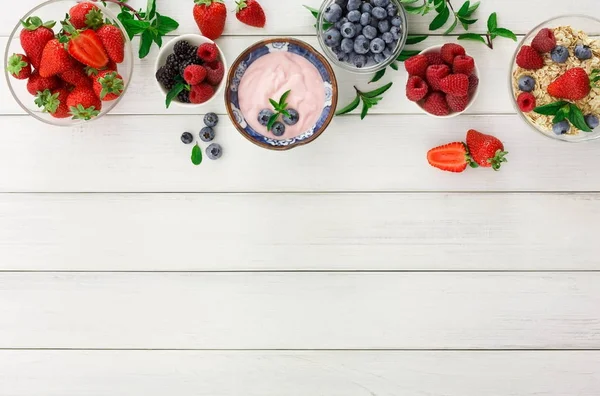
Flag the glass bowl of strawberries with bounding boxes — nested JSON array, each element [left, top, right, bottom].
[[4, 0, 133, 126]]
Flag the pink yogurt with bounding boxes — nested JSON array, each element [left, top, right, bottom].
[[238, 51, 325, 139]]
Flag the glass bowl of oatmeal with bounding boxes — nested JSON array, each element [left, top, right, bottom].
[[510, 15, 600, 142]]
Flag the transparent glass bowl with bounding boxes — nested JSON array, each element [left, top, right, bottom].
[[509, 15, 600, 142], [4, 0, 134, 126], [316, 0, 408, 74]]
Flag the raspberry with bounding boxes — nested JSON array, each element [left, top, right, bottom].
[[531, 28, 556, 53], [517, 92, 536, 112], [440, 43, 465, 65], [440, 74, 469, 97], [183, 65, 207, 85], [452, 55, 475, 75], [424, 52, 444, 65], [404, 54, 428, 78], [422, 92, 450, 116], [516, 45, 544, 70], [205, 61, 225, 85], [197, 43, 219, 63], [425, 64, 450, 91], [406, 76, 429, 102], [446, 94, 469, 113], [468, 74, 479, 94], [190, 83, 214, 104]]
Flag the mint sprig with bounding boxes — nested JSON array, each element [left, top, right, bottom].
[[267, 90, 291, 131], [401, 0, 480, 34], [336, 83, 393, 120], [166, 75, 190, 109], [534, 101, 593, 133], [458, 12, 516, 49]]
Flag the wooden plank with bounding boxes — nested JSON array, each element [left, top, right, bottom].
[[1, 193, 600, 271], [1, 272, 599, 349], [1, 350, 599, 396], [0, 115, 599, 192]]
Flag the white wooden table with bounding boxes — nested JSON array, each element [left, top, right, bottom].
[[1, 1, 600, 394]]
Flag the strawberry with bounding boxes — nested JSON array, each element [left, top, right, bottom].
[[425, 64, 450, 91], [452, 55, 475, 75], [39, 39, 75, 77], [64, 27, 109, 69], [69, 2, 104, 30], [440, 43, 465, 65], [422, 92, 450, 116], [92, 70, 124, 101], [27, 70, 60, 95], [405, 76, 428, 102], [236, 0, 266, 28], [466, 129, 508, 170], [516, 45, 544, 70], [59, 67, 91, 87], [19, 17, 56, 69], [446, 94, 469, 113], [427, 142, 469, 173], [85, 61, 118, 77], [96, 24, 125, 64], [193, 0, 227, 40], [547, 67, 591, 101], [440, 74, 469, 97], [205, 60, 225, 85], [34, 87, 70, 118], [7, 54, 32, 80], [517, 92, 536, 112], [67, 86, 102, 120], [184, 65, 207, 85], [197, 43, 219, 62], [531, 28, 556, 53], [190, 83, 214, 104], [404, 54, 428, 78], [424, 52, 444, 65]]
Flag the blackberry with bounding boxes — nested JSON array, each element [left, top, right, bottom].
[[174, 40, 193, 57], [166, 53, 180, 68], [178, 89, 191, 103], [190, 46, 203, 65], [155, 66, 176, 90], [179, 58, 195, 76]]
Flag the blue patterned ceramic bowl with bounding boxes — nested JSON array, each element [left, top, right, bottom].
[[225, 38, 338, 150]]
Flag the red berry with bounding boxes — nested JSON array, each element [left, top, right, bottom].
[[93, 70, 124, 101], [440, 74, 469, 97], [183, 65, 208, 85], [96, 24, 125, 64], [59, 67, 91, 88], [516, 45, 544, 70], [197, 43, 219, 62], [193, 0, 227, 40], [422, 92, 450, 116], [440, 43, 465, 65], [547, 67, 591, 101], [425, 64, 450, 91], [427, 142, 469, 173], [7, 53, 31, 79], [27, 70, 60, 96], [205, 60, 225, 85], [34, 87, 70, 118], [452, 55, 475, 75], [67, 86, 102, 120], [531, 28, 556, 53], [424, 52, 444, 65], [190, 83, 215, 104], [69, 3, 104, 29], [517, 92, 536, 112], [235, 0, 266, 28], [446, 94, 469, 113], [19, 18, 56, 70], [404, 54, 428, 78], [468, 74, 479, 94], [406, 76, 429, 102]]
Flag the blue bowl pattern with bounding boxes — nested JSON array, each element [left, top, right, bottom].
[[226, 39, 337, 149]]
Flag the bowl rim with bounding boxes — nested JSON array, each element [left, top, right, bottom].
[[154, 33, 227, 108], [3, 0, 134, 127], [224, 37, 339, 151], [407, 44, 481, 119]]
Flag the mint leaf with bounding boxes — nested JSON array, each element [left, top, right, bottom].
[[267, 113, 279, 131], [429, 6, 450, 30], [303, 5, 319, 18], [405, 35, 428, 45], [487, 12, 497, 31], [362, 82, 393, 98], [493, 27, 517, 41], [360, 101, 370, 120], [146, 0, 157, 21], [269, 98, 279, 109], [123, 19, 151, 35], [457, 33, 486, 44], [335, 95, 360, 115], [279, 90, 291, 107], [567, 103, 593, 132], [370, 68, 386, 83], [389, 62, 399, 71], [166, 83, 185, 108], [445, 18, 459, 34], [457, 1, 470, 17], [191, 144, 203, 166], [533, 101, 569, 116], [467, 1, 480, 15], [139, 29, 153, 58], [156, 14, 179, 35]]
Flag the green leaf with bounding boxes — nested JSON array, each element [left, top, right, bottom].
[[138, 29, 153, 59], [267, 113, 280, 131], [553, 112, 566, 124], [389, 62, 399, 70], [360, 100, 370, 120], [404, 5, 426, 14], [567, 103, 593, 132], [362, 82, 393, 98], [466, 1, 480, 15], [156, 15, 179, 35], [405, 35, 428, 45], [269, 98, 279, 110], [457, 33, 486, 43], [370, 68, 386, 83], [444, 17, 458, 34], [335, 95, 360, 115], [458, 17, 478, 25], [433, 0, 446, 12], [146, 0, 157, 20], [429, 6, 450, 30], [533, 101, 569, 116], [493, 27, 517, 41], [399, 0, 420, 3], [303, 5, 319, 18], [166, 83, 185, 108], [397, 49, 421, 62], [487, 12, 497, 32], [457, 1, 470, 16], [279, 90, 291, 107], [191, 144, 203, 166], [153, 32, 163, 47], [123, 19, 151, 36]]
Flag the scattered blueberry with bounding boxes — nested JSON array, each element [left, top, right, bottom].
[[347, 0, 361, 10], [203, 112, 219, 127], [324, 27, 342, 47], [323, 3, 343, 23], [206, 143, 223, 160], [362, 25, 377, 40], [552, 120, 570, 135], [200, 127, 215, 142], [370, 37, 385, 54], [181, 132, 194, 144], [341, 38, 354, 53], [378, 19, 390, 33], [272, 122, 286, 136], [518, 76, 536, 92], [350, 53, 367, 68], [340, 22, 356, 38], [283, 109, 300, 125], [374, 52, 386, 63], [258, 109, 273, 126], [347, 9, 361, 22], [551, 45, 569, 63], [361, 2, 373, 13], [354, 35, 370, 54], [386, 2, 398, 16], [372, 6, 387, 19], [391, 16, 402, 26], [585, 114, 599, 130], [381, 31, 394, 44], [360, 12, 371, 26], [574, 44, 593, 60]]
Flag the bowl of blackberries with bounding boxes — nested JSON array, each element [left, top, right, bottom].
[[317, 0, 408, 73], [155, 34, 227, 107]]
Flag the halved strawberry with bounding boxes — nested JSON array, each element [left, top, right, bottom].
[[427, 142, 470, 173]]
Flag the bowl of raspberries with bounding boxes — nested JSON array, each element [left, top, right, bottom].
[[155, 34, 227, 107], [404, 43, 480, 118], [4, 0, 133, 126]]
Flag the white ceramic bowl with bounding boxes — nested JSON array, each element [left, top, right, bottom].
[[154, 34, 227, 108], [408, 44, 480, 119]]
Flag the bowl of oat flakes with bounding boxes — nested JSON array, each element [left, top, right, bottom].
[[510, 16, 600, 142]]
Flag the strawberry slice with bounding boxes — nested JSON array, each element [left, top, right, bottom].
[[427, 142, 470, 173], [61, 21, 109, 69]]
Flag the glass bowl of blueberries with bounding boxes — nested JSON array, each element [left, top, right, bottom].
[[317, 0, 408, 73]]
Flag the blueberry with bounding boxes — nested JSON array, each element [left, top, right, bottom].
[[383, 46, 393, 57], [354, 35, 370, 54], [552, 120, 570, 135], [574, 44, 593, 60], [324, 3, 343, 23], [390, 26, 400, 40], [518, 76, 536, 92], [340, 22, 356, 38], [361, 2, 373, 13], [181, 132, 194, 144], [374, 52, 386, 63], [585, 114, 599, 130], [378, 19, 390, 33], [350, 53, 367, 68], [203, 112, 219, 127], [386, 3, 398, 16], [367, 54, 376, 64], [370, 38, 385, 54], [334, 48, 348, 62], [334, 0, 347, 5], [199, 127, 215, 142], [360, 12, 372, 26], [258, 109, 273, 126], [391, 16, 402, 26], [347, 10, 361, 22], [323, 27, 342, 47], [551, 45, 569, 63], [206, 143, 222, 160], [347, 0, 361, 11], [372, 6, 387, 19], [362, 25, 377, 40], [373, 0, 389, 6], [354, 22, 363, 35], [381, 31, 394, 44], [283, 109, 300, 125], [272, 122, 286, 136], [341, 38, 354, 53]]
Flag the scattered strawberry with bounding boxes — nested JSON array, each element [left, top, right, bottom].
[[452, 55, 475, 75], [27, 70, 60, 95], [62, 24, 109, 69], [19, 17, 56, 69], [531, 28, 556, 53], [236, 0, 266, 28], [440, 74, 469, 97], [193, 0, 227, 40], [547, 67, 591, 101], [7, 54, 31, 80], [427, 142, 469, 173], [205, 60, 225, 85], [446, 94, 469, 113], [425, 64, 450, 91], [59, 67, 91, 87], [517, 92, 536, 112], [516, 45, 544, 70], [440, 43, 465, 65], [468, 74, 479, 94], [404, 54, 428, 78], [96, 24, 125, 64], [424, 52, 444, 65], [190, 83, 214, 104], [422, 92, 450, 116], [466, 129, 507, 170], [93, 70, 124, 101], [184, 65, 207, 85], [67, 86, 102, 120], [39, 39, 75, 77], [34, 87, 70, 118], [405, 76, 429, 102], [197, 43, 219, 62], [69, 2, 104, 29]]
